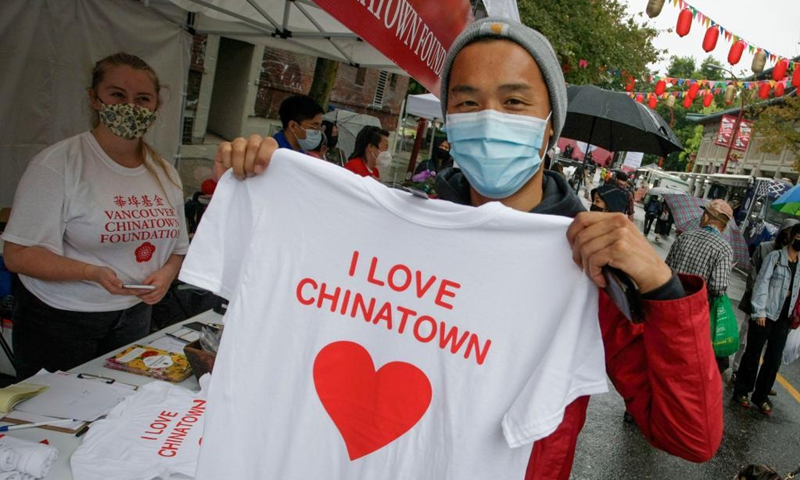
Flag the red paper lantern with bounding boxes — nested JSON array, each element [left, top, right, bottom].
[[688, 82, 700, 100], [683, 95, 693, 108], [793, 65, 800, 89], [773, 59, 789, 81], [654, 79, 666, 95], [636, 93, 644, 103], [676, 9, 692, 37], [758, 82, 771, 99], [648, 95, 658, 109], [702, 26, 719, 52], [728, 40, 745, 66], [775, 82, 785, 96], [625, 77, 636, 92]]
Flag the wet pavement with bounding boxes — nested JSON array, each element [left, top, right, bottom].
[[569, 188, 800, 479]]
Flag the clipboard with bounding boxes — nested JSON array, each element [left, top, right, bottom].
[[9, 370, 137, 424], [0, 412, 87, 434]]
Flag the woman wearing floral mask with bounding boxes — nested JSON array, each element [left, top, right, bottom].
[[344, 126, 391, 180], [2, 53, 189, 380]]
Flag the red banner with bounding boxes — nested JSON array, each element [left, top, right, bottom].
[[714, 114, 754, 152], [313, 0, 472, 95]]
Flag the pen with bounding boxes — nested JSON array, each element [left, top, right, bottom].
[[77, 373, 116, 384], [0, 419, 76, 432]]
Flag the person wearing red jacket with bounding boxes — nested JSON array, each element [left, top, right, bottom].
[[213, 17, 722, 480]]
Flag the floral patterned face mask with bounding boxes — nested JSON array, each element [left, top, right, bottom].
[[97, 101, 157, 140]]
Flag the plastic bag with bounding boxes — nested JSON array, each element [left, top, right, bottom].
[[783, 328, 800, 366], [710, 295, 739, 357]]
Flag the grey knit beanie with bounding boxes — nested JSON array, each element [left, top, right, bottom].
[[440, 17, 567, 149]]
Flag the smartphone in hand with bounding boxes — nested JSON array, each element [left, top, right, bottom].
[[122, 284, 157, 291], [602, 267, 644, 324]]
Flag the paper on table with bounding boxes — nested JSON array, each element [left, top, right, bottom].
[[149, 335, 191, 354], [14, 371, 136, 422]]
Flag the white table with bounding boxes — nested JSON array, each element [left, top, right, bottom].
[[3, 309, 222, 480]]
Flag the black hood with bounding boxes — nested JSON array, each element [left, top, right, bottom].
[[434, 168, 586, 218], [590, 185, 629, 214]]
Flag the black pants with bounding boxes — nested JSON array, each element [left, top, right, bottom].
[[643, 214, 656, 235], [11, 277, 151, 380], [733, 305, 792, 405]]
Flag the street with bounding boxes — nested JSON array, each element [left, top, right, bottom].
[[569, 189, 800, 479]]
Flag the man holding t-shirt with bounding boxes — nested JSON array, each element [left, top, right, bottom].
[[212, 18, 722, 479]]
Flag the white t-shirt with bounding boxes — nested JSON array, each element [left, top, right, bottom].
[[179, 150, 608, 480], [2, 132, 189, 311], [70, 376, 208, 480]]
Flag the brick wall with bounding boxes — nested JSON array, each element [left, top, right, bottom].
[[254, 48, 408, 130]]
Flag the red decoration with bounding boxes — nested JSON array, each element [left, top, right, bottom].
[[758, 82, 771, 99], [773, 59, 789, 81], [775, 82, 785, 96], [648, 95, 658, 109], [702, 92, 713, 107], [654, 79, 666, 95], [683, 95, 693, 108], [636, 93, 644, 103], [728, 41, 745, 66], [793, 65, 800, 89], [625, 77, 636, 92], [200, 179, 217, 196], [688, 82, 700, 100], [702, 26, 719, 52], [676, 9, 693, 37]]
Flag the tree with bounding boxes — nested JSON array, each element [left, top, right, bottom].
[[755, 95, 800, 169], [308, 58, 339, 110], [517, 0, 660, 86], [667, 55, 695, 79]]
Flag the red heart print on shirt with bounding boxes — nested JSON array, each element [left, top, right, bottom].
[[313, 341, 432, 461], [135, 242, 156, 263]]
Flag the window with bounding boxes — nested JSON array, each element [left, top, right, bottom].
[[389, 73, 397, 90], [372, 70, 389, 107], [355, 67, 366, 86]]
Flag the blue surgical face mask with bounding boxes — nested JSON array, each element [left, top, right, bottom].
[[446, 110, 551, 199], [298, 128, 322, 151]]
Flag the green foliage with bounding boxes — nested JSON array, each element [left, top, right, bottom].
[[407, 78, 427, 96], [754, 95, 800, 170], [516, 0, 660, 86], [667, 55, 695, 79]]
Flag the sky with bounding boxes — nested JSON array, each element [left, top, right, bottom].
[[620, 0, 800, 78]]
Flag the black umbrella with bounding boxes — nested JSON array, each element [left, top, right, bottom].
[[562, 85, 683, 157]]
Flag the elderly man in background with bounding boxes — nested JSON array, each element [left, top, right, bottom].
[[666, 199, 735, 373]]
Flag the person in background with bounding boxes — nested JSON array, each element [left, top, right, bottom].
[[665, 199, 734, 373], [213, 18, 722, 478], [590, 185, 629, 213], [344, 126, 390, 180], [415, 139, 453, 175], [734, 223, 800, 415], [322, 120, 346, 166], [550, 162, 565, 178], [654, 202, 673, 243], [614, 171, 635, 222], [273, 95, 324, 154], [643, 195, 661, 236], [1, 53, 189, 380], [731, 218, 799, 388]]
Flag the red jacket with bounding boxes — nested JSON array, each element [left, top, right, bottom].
[[344, 157, 380, 180], [525, 274, 723, 479]]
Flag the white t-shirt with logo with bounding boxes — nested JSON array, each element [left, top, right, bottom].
[[180, 150, 608, 480], [70, 376, 208, 480], [2, 132, 189, 311]]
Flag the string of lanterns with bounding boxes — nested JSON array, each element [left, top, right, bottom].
[[645, 0, 798, 81]]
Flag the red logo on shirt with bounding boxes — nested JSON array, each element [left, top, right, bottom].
[[135, 242, 156, 263], [313, 341, 432, 460]]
